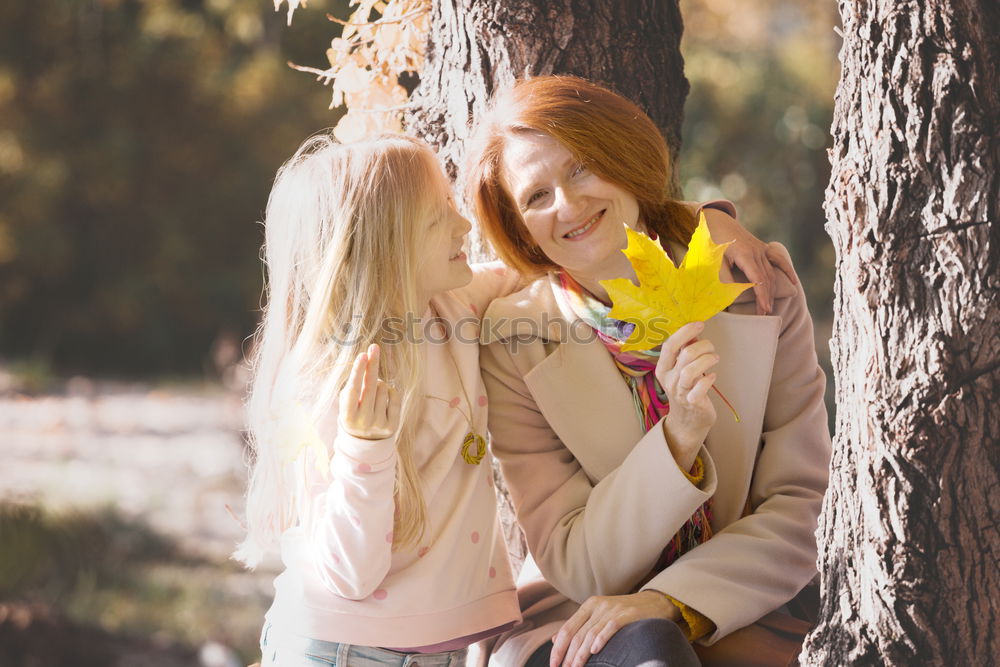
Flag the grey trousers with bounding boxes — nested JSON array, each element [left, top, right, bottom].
[[524, 618, 701, 667]]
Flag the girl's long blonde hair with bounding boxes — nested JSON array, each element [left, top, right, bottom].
[[235, 133, 441, 568]]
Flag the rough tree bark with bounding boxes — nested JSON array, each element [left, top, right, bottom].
[[405, 0, 688, 257], [802, 2, 1000, 665]]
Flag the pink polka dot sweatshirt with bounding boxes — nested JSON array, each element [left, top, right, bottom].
[[264, 263, 522, 650]]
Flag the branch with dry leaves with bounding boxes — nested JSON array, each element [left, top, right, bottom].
[[277, 0, 429, 142]]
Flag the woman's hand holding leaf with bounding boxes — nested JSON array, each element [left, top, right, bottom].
[[655, 322, 718, 471]]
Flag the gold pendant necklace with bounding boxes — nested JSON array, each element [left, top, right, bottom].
[[427, 345, 486, 465]]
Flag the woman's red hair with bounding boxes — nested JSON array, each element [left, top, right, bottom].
[[465, 75, 695, 277]]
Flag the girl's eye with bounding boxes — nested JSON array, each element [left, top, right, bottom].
[[572, 163, 588, 177]]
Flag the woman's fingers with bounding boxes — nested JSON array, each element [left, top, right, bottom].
[[674, 339, 715, 370], [554, 593, 679, 666], [688, 372, 717, 404], [551, 604, 591, 667], [657, 322, 704, 374], [678, 353, 719, 391], [589, 613, 630, 656], [565, 618, 597, 667]]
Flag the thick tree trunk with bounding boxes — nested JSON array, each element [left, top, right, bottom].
[[802, 2, 1000, 665], [405, 0, 688, 257]]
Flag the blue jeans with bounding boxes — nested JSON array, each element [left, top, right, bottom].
[[259, 624, 468, 667]]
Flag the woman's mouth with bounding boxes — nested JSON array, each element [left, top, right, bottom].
[[564, 211, 604, 239], [449, 249, 466, 261]]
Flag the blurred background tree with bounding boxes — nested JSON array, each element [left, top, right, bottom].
[[0, 0, 346, 379], [679, 0, 839, 395]]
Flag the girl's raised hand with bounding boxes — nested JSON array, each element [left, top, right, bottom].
[[338, 344, 401, 440], [655, 322, 718, 471]]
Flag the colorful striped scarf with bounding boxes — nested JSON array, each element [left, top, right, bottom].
[[555, 270, 714, 568]]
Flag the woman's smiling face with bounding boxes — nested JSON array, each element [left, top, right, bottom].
[[500, 131, 641, 283]]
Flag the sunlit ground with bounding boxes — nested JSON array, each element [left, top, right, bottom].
[[0, 373, 274, 666]]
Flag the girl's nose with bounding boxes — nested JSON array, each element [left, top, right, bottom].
[[454, 210, 472, 237]]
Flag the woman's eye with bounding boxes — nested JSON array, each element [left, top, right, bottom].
[[526, 190, 546, 207], [572, 163, 588, 177]]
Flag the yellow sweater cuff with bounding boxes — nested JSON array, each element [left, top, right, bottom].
[[680, 455, 705, 486], [664, 593, 715, 642]]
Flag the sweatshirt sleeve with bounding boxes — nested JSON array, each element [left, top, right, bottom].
[[461, 261, 524, 317], [299, 421, 399, 601]]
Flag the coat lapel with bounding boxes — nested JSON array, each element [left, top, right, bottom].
[[523, 334, 646, 481], [701, 311, 781, 524], [521, 300, 781, 526]]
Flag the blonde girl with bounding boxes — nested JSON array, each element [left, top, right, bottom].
[[235, 133, 521, 666]]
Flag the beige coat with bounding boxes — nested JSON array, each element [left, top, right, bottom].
[[479, 252, 831, 665]]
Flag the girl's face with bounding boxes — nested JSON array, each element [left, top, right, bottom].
[[501, 131, 641, 280], [415, 173, 473, 305]]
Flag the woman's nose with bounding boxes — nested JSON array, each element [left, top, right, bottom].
[[554, 185, 586, 221]]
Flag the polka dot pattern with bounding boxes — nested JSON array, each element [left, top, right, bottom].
[[356, 463, 372, 474], [489, 566, 497, 579], [350, 515, 361, 528], [385, 531, 394, 543], [471, 531, 480, 544], [373, 589, 388, 600], [417, 546, 429, 558], [448, 397, 461, 408], [477, 395, 488, 406]]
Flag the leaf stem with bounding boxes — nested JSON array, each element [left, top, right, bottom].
[[712, 385, 741, 422]]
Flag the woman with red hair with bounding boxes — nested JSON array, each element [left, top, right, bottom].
[[467, 76, 830, 667]]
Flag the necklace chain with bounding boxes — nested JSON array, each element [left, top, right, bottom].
[[425, 341, 486, 465]]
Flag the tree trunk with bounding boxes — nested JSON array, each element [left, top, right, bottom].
[[802, 2, 1000, 665], [405, 0, 688, 258], [404, 0, 689, 575]]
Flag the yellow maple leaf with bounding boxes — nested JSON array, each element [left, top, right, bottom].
[[600, 212, 753, 353]]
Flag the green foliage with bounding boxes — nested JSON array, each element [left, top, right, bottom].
[[0, 0, 341, 375], [0, 501, 270, 663], [0, 502, 182, 599]]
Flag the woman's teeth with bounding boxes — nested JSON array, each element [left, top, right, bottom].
[[565, 212, 602, 238]]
